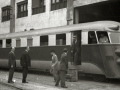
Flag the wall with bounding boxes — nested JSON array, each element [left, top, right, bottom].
[[15, 0, 67, 32], [74, 0, 107, 7]]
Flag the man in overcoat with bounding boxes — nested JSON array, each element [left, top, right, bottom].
[[71, 35, 78, 65], [55, 48, 68, 88], [20, 46, 31, 83], [8, 47, 16, 83]]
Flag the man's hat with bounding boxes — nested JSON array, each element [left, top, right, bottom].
[[63, 48, 67, 52]]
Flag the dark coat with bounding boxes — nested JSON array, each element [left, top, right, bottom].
[[59, 52, 68, 71], [20, 51, 31, 67], [8, 51, 16, 68], [71, 39, 78, 64]]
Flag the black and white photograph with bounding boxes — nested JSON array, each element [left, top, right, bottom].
[[0, 0, 120, 90]]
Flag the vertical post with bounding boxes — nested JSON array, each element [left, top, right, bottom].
[[67, 0, 74, 25], [10, 0, 15, 33]]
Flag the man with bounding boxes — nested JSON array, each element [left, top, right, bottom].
[[99, 34, 109, 44], [8, 47, 16, 83], [55, 48, 68, 88], [50, 50, 59, 82], [20, 46, 31, 83], [71, 35, 78, 65]]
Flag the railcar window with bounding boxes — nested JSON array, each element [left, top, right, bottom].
[[56, 34, 66, 45], [40, 35, 48, 46], [6, 39, 11, 47], [0, 40, 2, 48], [96, 31, 110, 44], [88, 31, 97, 44], [32, 0, 45, 15], [27, 38, 33, 47], [16, 39, 21, 47]]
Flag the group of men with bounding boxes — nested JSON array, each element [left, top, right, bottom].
[[8, 46, 69, 88], [50, 48, 68, 88], [8, 47, 31, 83]]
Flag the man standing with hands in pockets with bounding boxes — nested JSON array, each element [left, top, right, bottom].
[[20, 46, 31, 83], [8, 47, 16, 83]]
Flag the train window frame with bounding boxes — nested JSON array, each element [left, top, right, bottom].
[[40, 35, 48, 46], [96, 31, 110, 44], [17, 1, 28, 18], [32, 0, 45, 15], [2, 6, 10, 22], [56, 34, 66, 45], [27, 37, 33, 47], [88, 31, 97, 44], [16, 39, 21, 47], [6, 39, 11, 47], [0, 40, 2, 48]]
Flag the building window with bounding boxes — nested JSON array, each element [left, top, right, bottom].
[[6, 39, 11, 47], [51, 0, 67, 11], [17, 1, 28, 18], [32, 0, 45, 15], [2, 6, 10, 22], [56, 34, 66, 45], [27, 38, 33, 47], [40, 35, 48, 46], [0, 40, 2, 48], [16, 39, 21, 47]]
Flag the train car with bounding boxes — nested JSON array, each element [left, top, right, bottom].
[[0, 21, 120, 81]]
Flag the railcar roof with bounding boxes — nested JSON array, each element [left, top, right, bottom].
[[0, 21, 120, 39]]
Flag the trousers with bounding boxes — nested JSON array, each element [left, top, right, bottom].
[[22, 67, 28, 82], [55, 70, 66, 87], [8, 68, 14, 82]]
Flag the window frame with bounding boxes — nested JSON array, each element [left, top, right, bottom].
[[40, 35, 48, 46], [17, 1, 28, 18], [56, 33, 66, 45], [2, 6, 10, 22], [51, 0, 67, 11], [32, 0, 45, 15], [6, 39, 11, 48]]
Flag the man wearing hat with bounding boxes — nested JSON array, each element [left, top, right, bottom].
[[55, 48, 68, 88], [8, 47, 16, 83]]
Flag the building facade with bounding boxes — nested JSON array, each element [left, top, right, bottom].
[[0, 0, 113, 34]]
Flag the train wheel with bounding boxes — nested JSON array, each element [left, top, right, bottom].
[[93, 75, 106, 82]]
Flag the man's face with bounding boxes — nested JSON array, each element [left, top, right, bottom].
[[50, 52, 53, 55], [27, 47, 30, 51], [12, 48, 15, 52]]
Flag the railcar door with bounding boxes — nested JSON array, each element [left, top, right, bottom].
[[71, 31, 81, 65]]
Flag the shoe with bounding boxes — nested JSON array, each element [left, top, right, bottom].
[[61, 86, 68, 88], [8, 81, 14, 83], [55, 84, 59, 86], [22, 81, 28, 83]]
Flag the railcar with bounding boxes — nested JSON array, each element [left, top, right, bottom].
[[0, 21, 120, 81]]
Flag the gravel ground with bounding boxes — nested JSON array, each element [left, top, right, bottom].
[[0, 69, 120, 90], [0, 83, 19, 90]]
